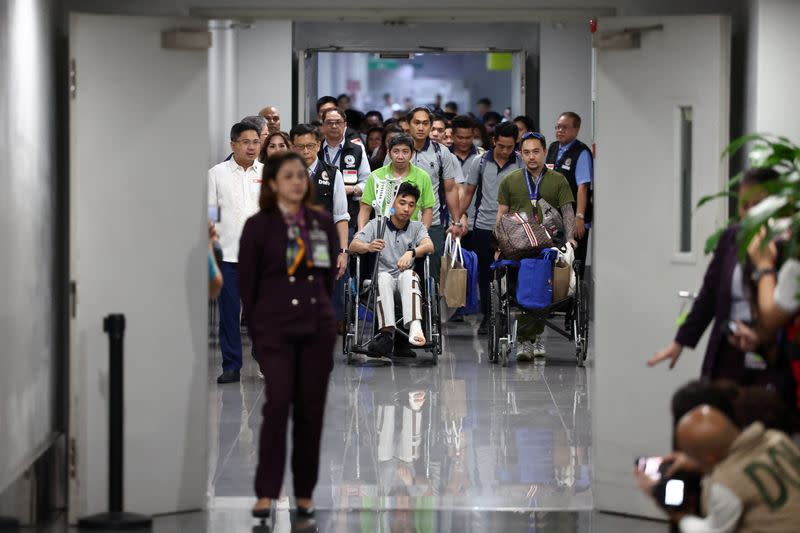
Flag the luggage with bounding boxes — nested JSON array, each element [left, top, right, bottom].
[[515, 249, 558, 310], [494, 213, 554, 261]]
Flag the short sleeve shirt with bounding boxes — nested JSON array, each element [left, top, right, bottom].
[[497, 168, 575, 222], [360, 164, 435, 222], [775, 259, 800, 314], [466, 151, 523, 231], [354, 219, 430, 277], [411, 140, 457, 226]]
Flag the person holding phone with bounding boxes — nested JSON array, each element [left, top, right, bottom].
[[238, 152, 338, 520]]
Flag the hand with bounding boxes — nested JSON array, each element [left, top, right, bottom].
[[494, 249, 501, 260], [664, 451, 703, 478], [208, 221, 219, 242], [747, 227, 778, 269], [728, 321, 759, 353], [336, 252, 347, 280], [368, 239, 385, 253], [634, 468, 657, 497], [397, 251, 414, 271], [447, 224, 463, 238], [648, 341, 683, 369], [575, 218, 586, 239]]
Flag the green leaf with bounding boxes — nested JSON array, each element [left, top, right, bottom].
[[696, 190, 734, 209], [722, 133, 767, 158]]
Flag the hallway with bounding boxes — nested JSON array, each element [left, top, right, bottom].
[[209, 317, 592, 511]]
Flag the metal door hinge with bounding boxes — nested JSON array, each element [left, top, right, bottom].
[[70, 280, 77, 318], [69, 437, 77, 479], [69, 59, 77, 99]]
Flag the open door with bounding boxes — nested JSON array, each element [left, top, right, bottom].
[[511, 50, 526, 116], [592, 15, 730, 517], [69, 13, 210, 521]]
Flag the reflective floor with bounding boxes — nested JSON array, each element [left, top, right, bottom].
[[209, 315, 592, 512]]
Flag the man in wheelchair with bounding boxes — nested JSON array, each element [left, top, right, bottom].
[[349, 182, 434, 358]]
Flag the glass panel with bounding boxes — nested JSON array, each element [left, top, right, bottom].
[[679, 106, 693, 253]]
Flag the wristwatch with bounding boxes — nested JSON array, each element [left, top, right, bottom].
[[338, 248, 349, 255], [751, 268, 776, 283], [576, 213, 585, 219], [409, 247, 417, 258]]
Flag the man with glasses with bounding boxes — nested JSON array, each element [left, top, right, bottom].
[[289, 124, 349, 283], [547, 111, 593, 277], [257, 106, 281, 134], [496, 132, 575, 361], [317, 95, 360, 143], [208, 121, 264, 383]]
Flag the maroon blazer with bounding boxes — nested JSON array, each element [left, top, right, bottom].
[[675, 225, 743, 378], [238, 207, 338, 345]]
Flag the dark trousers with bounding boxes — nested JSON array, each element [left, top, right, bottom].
[[255, 328, 335, 499], [463, 228, 494, 318], [574, 227, 590, 278], [219, 262, 243, 372], [428, 224, 445, 283]]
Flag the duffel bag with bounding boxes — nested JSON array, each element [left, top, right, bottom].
[[494, 213, 554, 261], [516, 249, 558, 310]]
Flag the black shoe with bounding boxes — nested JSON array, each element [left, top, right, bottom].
[[252, 507, 271, 519], [217, 370, 240, 384], [449, 314, 465, 323], [394, 335, 417, 358], [296, 506, 315, 518], [368, 331, 394, 358], [478, 318, 489, 336]]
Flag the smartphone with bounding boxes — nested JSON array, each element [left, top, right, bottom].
[[663, 479, 685, 507], [208, 205, 221, 223], [635, 456, 664, 481]]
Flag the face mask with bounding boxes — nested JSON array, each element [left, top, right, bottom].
[[473, 139, 483, 148]]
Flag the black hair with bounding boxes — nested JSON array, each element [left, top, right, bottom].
[[396, 182, 420, 202], [741, 167, 779, 186], [494, 121, 519, 141], [406, 106, 433, 123], [560, 111, 582, 129], [520, 132, 547, 150], [366, 110, 384, 122], [477, 97, 492, 107], [289, 123, 320, 142], [451, 115, 475, 132], [337, 93, 350, 102], [230, 121, 260, 141], [320, 107, 344, 123], [483, 111, 502, 124], [671, 380, 739, 429], [367, 126, 384, 137], [316, 95, 338, 113], [388, 133, 414, 152], [513, 115, 535, 132], [444, 101, 458, 112]]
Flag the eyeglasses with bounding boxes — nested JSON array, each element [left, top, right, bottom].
[[293, 143, 319, 152], [235, 139, 262, 147], [324, 120, 344, 127]]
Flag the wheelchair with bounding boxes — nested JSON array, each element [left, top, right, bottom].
[[488, 255, 590, 367], [342, 253, 442, 366]]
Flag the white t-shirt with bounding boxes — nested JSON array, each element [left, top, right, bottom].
[[775, 258, 800, 314]]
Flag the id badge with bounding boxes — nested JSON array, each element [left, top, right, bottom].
[[343, 169, 358, 185], [250, 178, 262, 194], [744, 352, 767, 370], [309, 228, 331, 268]]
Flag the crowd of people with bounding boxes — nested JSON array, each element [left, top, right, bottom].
[[639, 165, 800, 529], [206, 94, 594, 519]]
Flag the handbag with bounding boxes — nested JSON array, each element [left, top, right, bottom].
[[494, 213, 554, 261], [515, 249, 558, 310], [440, 235, 467, 309]]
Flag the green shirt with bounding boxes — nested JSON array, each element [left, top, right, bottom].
[[497, 168, 574, 222], [360, 163, 435, 222]]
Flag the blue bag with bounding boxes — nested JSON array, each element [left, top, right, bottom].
[[515, 249, 558, 310], [461, 248, 480, 315]]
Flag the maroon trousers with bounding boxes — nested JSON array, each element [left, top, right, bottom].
[[255, 327, 335, 499]]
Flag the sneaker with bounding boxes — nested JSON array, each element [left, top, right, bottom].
[[533, 338, 546, 357], [368, 331, 394, 358], [516, 341, 534, 362]]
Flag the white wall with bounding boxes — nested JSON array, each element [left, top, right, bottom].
[[539, 22, 593, 140], [237, 21, 292, 128], [746, 0, 800, 143]]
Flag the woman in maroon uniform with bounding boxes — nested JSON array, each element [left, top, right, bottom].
[[238, 151, 338, 519]]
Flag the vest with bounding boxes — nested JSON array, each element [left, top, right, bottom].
[[320, 138, 364, 227], [546, 139, 593, 224], [311, 160, 337, 215], [705, 423, 800, 533]]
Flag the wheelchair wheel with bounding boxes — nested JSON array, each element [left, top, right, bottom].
[[343, 281, 353, 364], [488, 280, 501, 364], [574, 279, 590, 367], [430, 281, 441, 364]]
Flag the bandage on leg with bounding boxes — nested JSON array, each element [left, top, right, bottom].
[[408, 319, 426, 346]]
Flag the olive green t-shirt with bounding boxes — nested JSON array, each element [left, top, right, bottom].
[[497, 168, 575, 222], [360, 163, 435, 222]]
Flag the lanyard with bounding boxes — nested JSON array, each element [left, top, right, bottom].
[[324, 145, 342, 167], [524, 168, 543, 223]]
